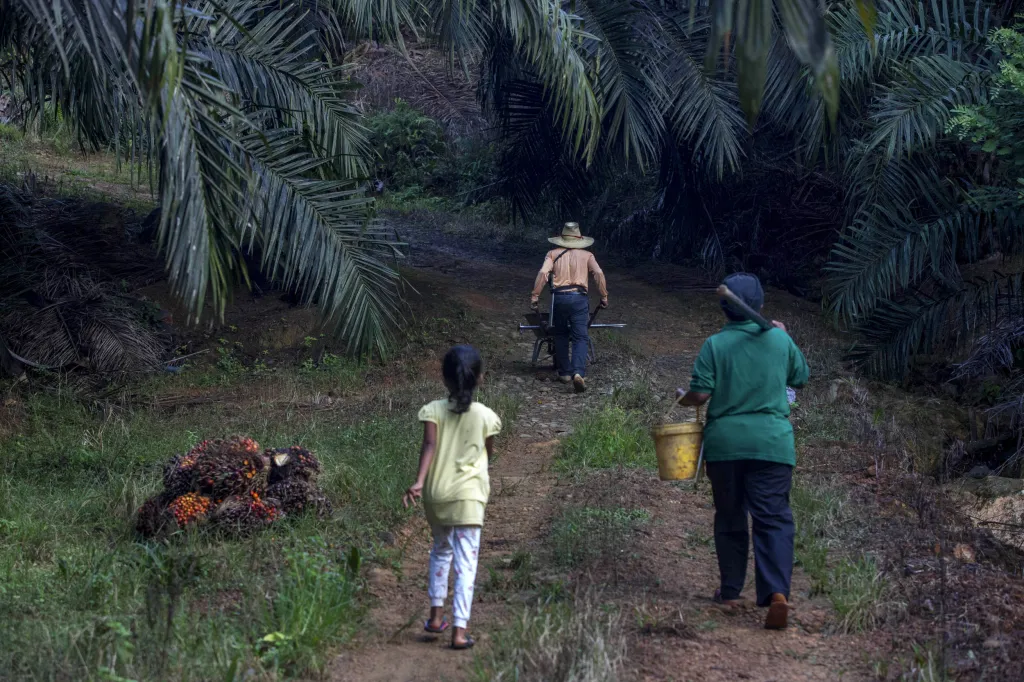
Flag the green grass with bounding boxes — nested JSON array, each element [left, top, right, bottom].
[[828, 555, 903, 634], [557, 406, 654, 472], [0, 375, 423, 680], [257, 543, 362, 675], [471, 596, 625, 682], [0, 127, 155, 212], [790, 480, 903, 633], [791, 481, 849, 593], [549, 507, 651, 569]]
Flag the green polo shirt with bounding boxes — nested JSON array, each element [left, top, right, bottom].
[[690, 321, 809, 466]]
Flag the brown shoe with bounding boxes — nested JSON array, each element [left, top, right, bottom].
[[712, 589, 748, 613], [573, 374, 586, 393], [558, 375, 572, 384], [764, 593, 789, 630]]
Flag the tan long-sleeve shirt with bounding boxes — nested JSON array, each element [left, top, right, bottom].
[[530, 248, 609, 304]]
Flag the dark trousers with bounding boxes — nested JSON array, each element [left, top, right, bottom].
[[552, 294, 589, 377], [705, 459, 795, 606]]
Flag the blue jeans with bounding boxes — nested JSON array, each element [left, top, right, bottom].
[[552, 294, 589, 377], [705, 460, 795, 606]]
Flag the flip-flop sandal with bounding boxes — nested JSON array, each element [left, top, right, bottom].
[[424, 620, 449, 634], [451, 636, 475, 650]]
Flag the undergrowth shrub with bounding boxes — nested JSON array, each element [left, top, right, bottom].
[[472, 596, 625, 682], [367, 100, 446, 189], [558, 406, 654, 471], [550, 507, 650, 568]]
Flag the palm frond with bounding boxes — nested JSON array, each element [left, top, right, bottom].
[[864, 54, 985, 160], [3, 1, 402, 354], [660, 12, 746, 177], [848, 271, 1024, 377], [827, 199, 977, 323], [576, 0, 667, 168], [240, 128, 401, 357]]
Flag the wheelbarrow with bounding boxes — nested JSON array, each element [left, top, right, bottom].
[[518, 307, 626, 368]]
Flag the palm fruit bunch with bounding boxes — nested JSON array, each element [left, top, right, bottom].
[[168, 492, 212, 527], [208, 491, 282, 534], [192, 436, 269, 499], [135, 492, 174, 536], [134, 435, 330, 538], [162, 441, 207, 497], [265, 478, 333, 517], [267, 445, 322, 484]]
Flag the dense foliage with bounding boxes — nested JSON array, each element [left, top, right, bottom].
[[3, 0, 1024, 402], [0, 0, 400, 356]]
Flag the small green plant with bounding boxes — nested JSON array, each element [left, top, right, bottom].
[[486, 549, 536, 593], [471, 596, 624, 682], [550, 507, 650, 568], [215, 346, 244, 374], [557, 406, 654, 471], [0, 122, 21, 141]]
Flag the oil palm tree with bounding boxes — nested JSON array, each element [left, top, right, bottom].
[[1, 0, 401, 355], [809, 0, 1024, 377]]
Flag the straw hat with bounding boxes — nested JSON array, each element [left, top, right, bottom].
[[548, 222, 594, 249]]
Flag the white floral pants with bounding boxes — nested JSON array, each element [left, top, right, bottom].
[[428, 525, 481, 628]]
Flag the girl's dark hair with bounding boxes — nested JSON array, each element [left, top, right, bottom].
[[443, 345, 482, 414]]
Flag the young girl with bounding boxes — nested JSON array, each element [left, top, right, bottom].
[[403, 345, 501, 650]]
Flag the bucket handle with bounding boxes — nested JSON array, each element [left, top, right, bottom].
[[662, 397, 703, 425]]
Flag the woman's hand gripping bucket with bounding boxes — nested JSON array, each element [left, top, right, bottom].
[[651, 403, 704, 481]]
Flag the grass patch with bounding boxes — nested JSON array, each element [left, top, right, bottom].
[[550, 507, 651, 569], [479, 388, 525, 453], [557, 406, 654, 471], [471, 596, 625, 682], [791, 480, 849, 592], [0, 372, 422, 680], [790, 480, 903, 633], [485, 549, 536, 594], [828, 555, 905, 634], [257, 544, 362, 675]]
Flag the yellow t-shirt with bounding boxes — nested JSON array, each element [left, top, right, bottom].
[[418, 399, 502, 527]]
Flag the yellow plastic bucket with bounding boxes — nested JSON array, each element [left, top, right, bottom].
[[651, 406, 703, 481]]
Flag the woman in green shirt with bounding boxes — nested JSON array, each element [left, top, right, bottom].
[[677, 273, 809, 630]]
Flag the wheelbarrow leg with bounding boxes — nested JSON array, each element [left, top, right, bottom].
[[588, 336, 597, 365], [532, 338, 544, 366]]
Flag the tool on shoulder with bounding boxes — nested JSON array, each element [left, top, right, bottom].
[[717, 284, 774, 331]]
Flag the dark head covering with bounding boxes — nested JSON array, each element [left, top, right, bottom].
[[721, 272, 764, 322]]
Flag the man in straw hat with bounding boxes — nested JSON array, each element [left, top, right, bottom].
[[675, 272, 809, 630], [530, 222, 609, 393]]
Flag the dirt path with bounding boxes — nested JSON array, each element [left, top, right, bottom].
[[331, 227, 881, 681]]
